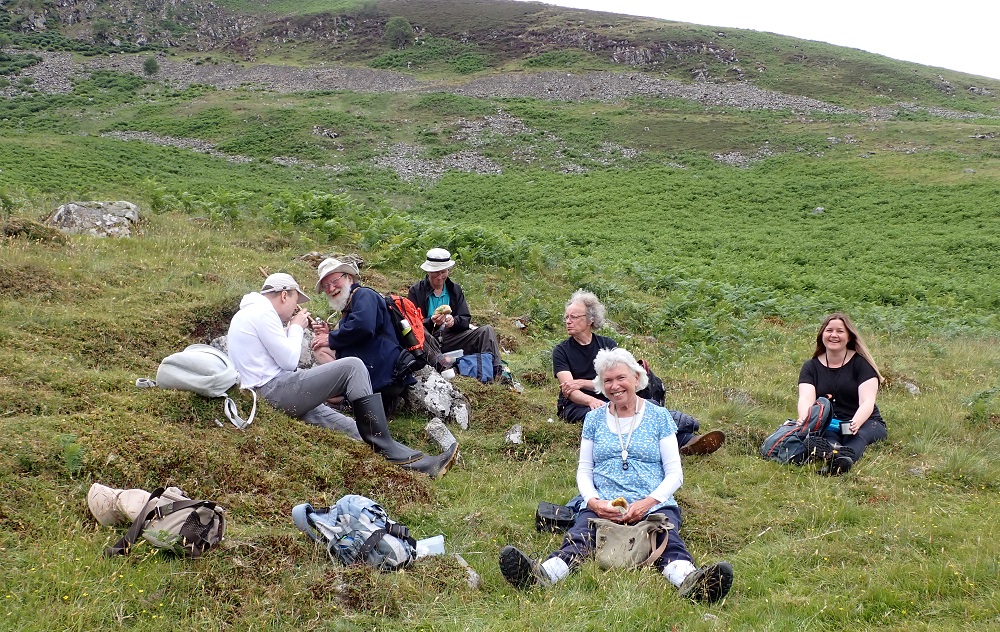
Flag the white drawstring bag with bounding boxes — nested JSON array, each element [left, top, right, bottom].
[[141, 344, 256, 429]]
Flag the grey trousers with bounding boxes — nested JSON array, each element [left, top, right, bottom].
[[424, 324, 502, 371], [257, 356, 369, 441]]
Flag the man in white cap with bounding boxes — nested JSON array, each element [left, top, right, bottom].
[[227, 272, 457, 478], [407, 248, 505, 381], [312, 257, 420, 411]]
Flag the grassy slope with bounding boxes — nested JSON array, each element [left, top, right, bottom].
[[2, 1, 1000, 630]]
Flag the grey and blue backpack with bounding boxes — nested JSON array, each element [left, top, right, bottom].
[[292, 494, 417, 571], [760, 397, 833, 464]]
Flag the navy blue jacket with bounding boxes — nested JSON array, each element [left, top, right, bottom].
[[327, 284, 410, 392]]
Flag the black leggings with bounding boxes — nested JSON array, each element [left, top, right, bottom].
[[820, 418, 887, 462]]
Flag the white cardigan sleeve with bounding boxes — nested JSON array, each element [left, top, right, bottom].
[[576, 439, 599, 503], [648, 433, 683, 502]]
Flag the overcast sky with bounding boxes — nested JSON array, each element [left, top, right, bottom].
[[511, 0, 1000, 81]]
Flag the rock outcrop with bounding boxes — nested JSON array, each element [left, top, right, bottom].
[[46, 201, 139, 238]]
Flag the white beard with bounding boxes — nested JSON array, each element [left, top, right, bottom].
[[328, 291, 349, 313]]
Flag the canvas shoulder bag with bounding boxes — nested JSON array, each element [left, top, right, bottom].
[[105, 487, 226, 558], [589, 512, 673, 570]]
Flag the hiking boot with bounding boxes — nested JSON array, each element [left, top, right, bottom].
[[499, 546, 547, 589], [820, 455, 854, 476], [803, 436, 842, 462], [679, 430, 726, 456], [678, 561, 734, 603], [498, 366, 524, 393]]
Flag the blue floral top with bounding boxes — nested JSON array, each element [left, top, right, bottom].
[[582, 403, 679, 510]]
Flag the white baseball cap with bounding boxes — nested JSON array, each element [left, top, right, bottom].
[[260, 273, 311, 304]]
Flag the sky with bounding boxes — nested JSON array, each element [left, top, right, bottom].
[[510, 0, 1000, 81]]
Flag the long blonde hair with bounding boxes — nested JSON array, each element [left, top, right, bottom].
[[812, 312, 882, 382]]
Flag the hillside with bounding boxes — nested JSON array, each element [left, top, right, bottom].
[[2, 0, 1000, 630]]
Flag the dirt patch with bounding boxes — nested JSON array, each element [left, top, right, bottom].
[[186, 299, 241, 343], [1, 218, 67, 245]]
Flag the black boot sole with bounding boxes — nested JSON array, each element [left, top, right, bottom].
[[499, 546, 541, 589]]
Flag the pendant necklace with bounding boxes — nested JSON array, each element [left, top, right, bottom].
[[825, 350, 849, 403], [612, 396, 639, 471]]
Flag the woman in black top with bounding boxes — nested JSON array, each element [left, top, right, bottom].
[[552, 290, 724, 455], [798, 313, 888, 475]]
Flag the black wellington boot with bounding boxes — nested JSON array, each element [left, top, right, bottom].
[[351, 393, 424, 465], [398, 442, 459, 479]]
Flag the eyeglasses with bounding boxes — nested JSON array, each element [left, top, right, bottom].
[[564, 313, 588, 322], [319, 273, 347, 291]]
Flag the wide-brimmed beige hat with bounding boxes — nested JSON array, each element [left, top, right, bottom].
[[420, 248, 456, 272], [260, 272, 311, 304], [316, 257, 360, 291]]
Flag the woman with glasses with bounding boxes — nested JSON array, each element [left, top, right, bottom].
[[552, 290, 724, 455]]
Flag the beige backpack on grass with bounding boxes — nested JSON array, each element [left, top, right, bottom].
[[88, 483, 226, 558]]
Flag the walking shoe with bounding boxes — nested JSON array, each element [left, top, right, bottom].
[[678, 561, 734, 603], [803, 436, 842, 462], [820, 455, 854, 476], [498, 366, 524, 393], [679, 430, 726, 456], [499, 546, 547, 589]]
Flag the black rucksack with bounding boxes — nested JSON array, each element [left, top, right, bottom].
[[760, 397, 832, 464]]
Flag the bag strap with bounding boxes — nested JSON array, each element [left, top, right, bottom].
[[639, 514, 674, 567], [105, 487, 166, 556], [223, 388, 257, 430], [358, 528, 389, 561], [384, 520, 417, 548], [292, 503, 324, 543], [154, 498, 217, 517], [638, 523, 671, 568]]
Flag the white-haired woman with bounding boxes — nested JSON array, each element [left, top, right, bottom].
[[501, 348, 733, 603], [553, 290, 724, 455]]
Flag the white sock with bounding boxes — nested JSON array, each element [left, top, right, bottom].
[[541, 557, 570, 584], [663, 559, 697, 587]]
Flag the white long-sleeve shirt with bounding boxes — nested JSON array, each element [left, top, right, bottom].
[[226, 292, 304, 389], [576, 404, 683, 508]]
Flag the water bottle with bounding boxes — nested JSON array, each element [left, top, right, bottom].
[[399, 318, 419, 350]]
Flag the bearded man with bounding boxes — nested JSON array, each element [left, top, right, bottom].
[[312, 257, 417, 410]]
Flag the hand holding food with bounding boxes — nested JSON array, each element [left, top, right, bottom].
[[611, 497, 628, 513], [432, 304, 454, 328]]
